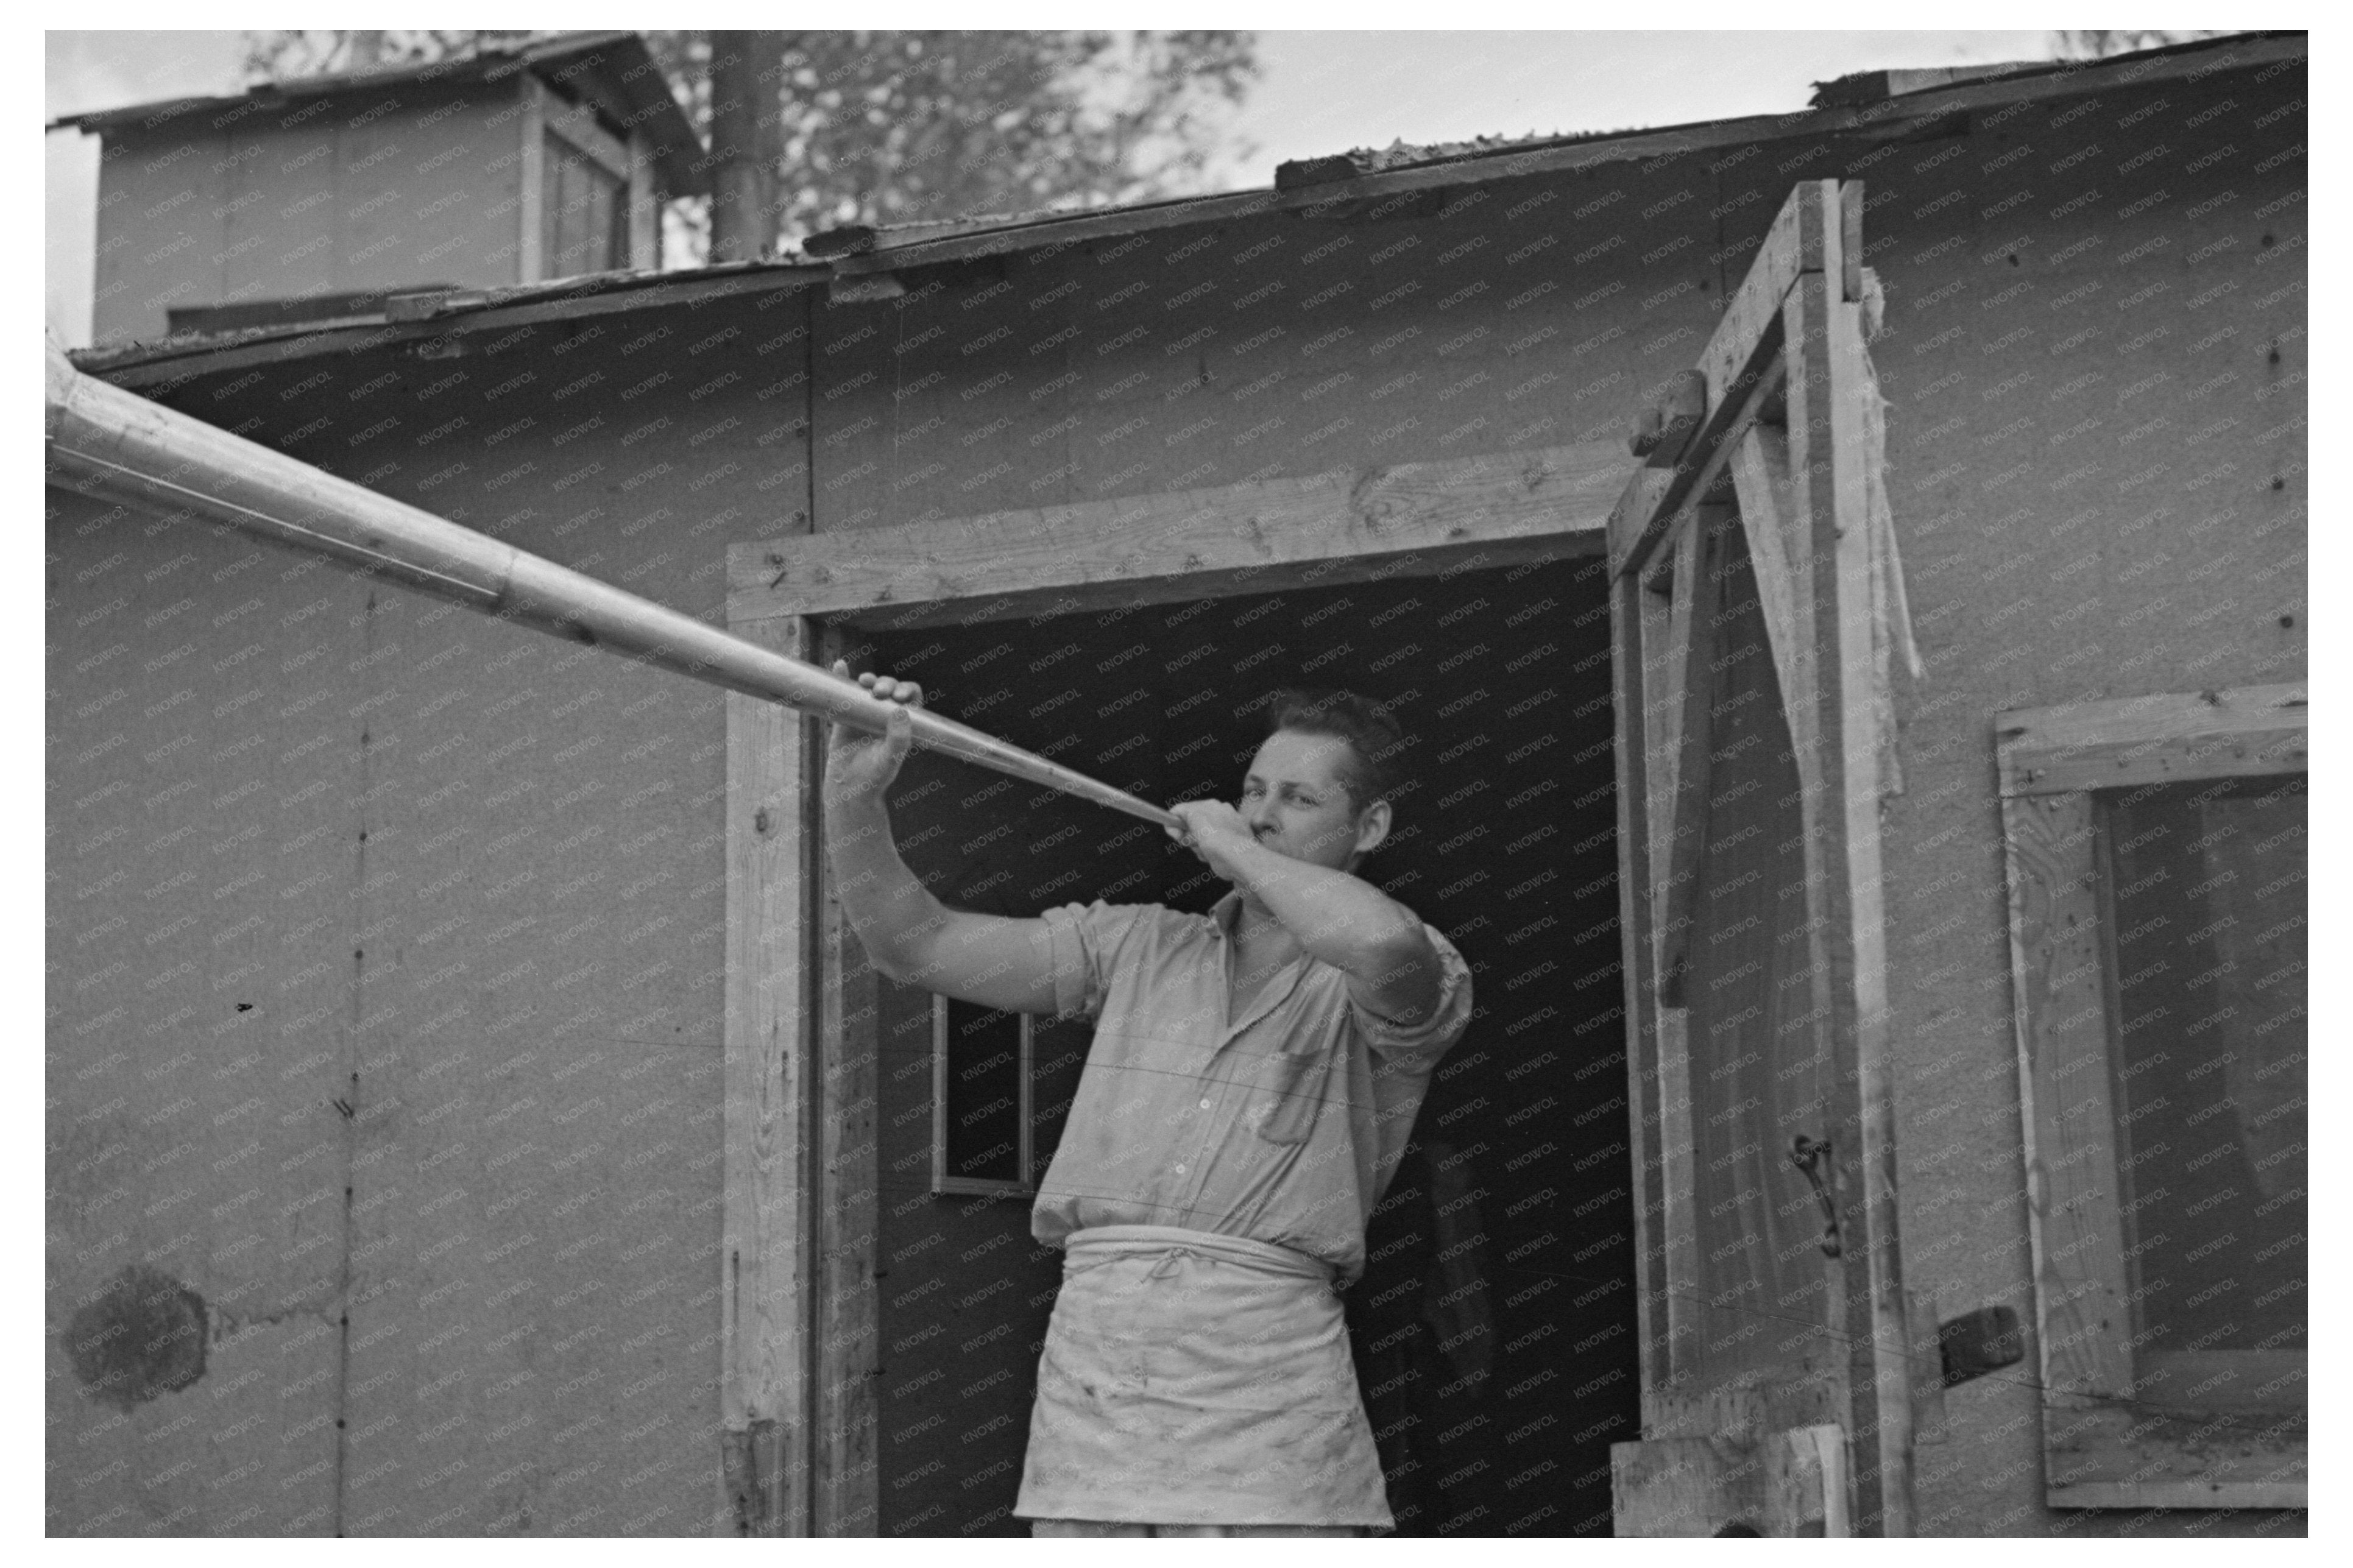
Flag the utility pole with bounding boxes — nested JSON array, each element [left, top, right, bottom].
[[709, 30, 786, 262]]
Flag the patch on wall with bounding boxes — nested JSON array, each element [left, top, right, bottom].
[[64, 1263, 208, 1411]]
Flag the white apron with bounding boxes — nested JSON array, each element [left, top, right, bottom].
[[1012, 1224, 1392, 1529]]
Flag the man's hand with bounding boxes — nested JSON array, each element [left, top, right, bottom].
[[1166, 799, 1258, 882], [822, 662, 922, 805]]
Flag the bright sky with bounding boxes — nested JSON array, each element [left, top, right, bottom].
[[44, 27, 2059, 345]]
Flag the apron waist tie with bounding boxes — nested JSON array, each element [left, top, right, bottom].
[[1062, 1224, 1334, 1286]]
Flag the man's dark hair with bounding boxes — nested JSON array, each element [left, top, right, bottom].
[[1262, 687, 1409, 816]]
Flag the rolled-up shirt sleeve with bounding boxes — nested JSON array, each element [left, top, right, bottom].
[[1347, 922, 1474, 1068], [1039, 900, 1156, 1020]]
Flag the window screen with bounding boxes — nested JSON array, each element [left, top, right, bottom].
[[2101, 775, 2305, 1383]]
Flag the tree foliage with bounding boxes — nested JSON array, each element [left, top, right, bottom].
[[2050, 29, 2236, 60], [241, 29, 1258, 260], [242, 30, 540, 79]]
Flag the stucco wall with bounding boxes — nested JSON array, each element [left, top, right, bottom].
[[47, 285, 815, 1535], [1845, 65, 2305, 1538], [49, 495, 368, 1535]]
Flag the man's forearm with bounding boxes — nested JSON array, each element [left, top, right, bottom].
[[1219, 839, 1422, 980], [825, 794, 947, 979]]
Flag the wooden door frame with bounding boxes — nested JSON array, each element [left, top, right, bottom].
[[717, 439, 1626, 1534], [717, 612, 819, 1536], [1605, 180, 1916, 1534]]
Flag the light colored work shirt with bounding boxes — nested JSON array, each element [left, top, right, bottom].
[[1032, 888, 1474, 1285]]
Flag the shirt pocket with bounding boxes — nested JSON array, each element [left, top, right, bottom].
[[1246, 1047, 1331, 1146]]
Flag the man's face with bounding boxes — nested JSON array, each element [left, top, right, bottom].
[[1239, 729, 1387, 871]]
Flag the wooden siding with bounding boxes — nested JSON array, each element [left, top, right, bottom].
[[91, 83, 527, 345]]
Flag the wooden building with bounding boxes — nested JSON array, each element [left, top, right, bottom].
[[46, 32, 2305, 1538], [53, 30, 705, 347]]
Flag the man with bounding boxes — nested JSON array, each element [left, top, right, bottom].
[[821, 665, 1474, 1538]]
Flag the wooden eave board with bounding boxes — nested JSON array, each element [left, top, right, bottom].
[[77, 33, 2298, 388], [826, 188, 1292, 277], [52, 30, 710, 194], [78, 267, 829, 390], [51, 30, 625, 132]]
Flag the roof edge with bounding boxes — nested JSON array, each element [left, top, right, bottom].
[[818, 29, 2302, 277], [72, 29, 2304, 388], [71, 260, 827, 387], [49, 30, 707, 198]]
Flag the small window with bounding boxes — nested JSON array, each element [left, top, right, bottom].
[[1998, 683, 2305, 1510], [931, 996, 1035, 1196], [2103, 775, 2306, 1404], [542, 132, 628, 279]]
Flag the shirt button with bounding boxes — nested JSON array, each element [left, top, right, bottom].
[[1174, 1164, 1187, 1175], [1198, 1098, 1213, 1110]]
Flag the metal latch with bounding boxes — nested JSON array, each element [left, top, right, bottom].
[[1789, 1134, 1842, 1258]]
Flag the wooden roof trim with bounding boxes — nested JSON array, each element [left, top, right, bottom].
[[818, 32, 2301, 277], [49, 31, 710, 198], [74, 30, 2303, 389], [1810, 60, 2045, 108], [824, 190, 1287, 277], [79, 265, 829, 391], [51, 30, 631, 130]]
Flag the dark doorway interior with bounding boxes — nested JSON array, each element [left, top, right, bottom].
[[853, 554, 1638, 1537]]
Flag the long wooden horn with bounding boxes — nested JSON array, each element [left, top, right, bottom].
[[44, 336, 1181, 830]]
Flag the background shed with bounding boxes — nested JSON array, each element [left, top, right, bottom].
[[55, 30, 703, 346]]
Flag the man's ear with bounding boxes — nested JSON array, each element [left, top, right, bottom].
[[1351, 799, 1392, 860]]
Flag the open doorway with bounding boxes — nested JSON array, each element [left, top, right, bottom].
[[845, 553, 1638, 1536]]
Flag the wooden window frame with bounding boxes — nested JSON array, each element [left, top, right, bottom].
[[540, 130, 630, 279], [1997, 682, 2307, 1511], [930, 998, 1037, 1197], [517, 75, 651, 283]]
